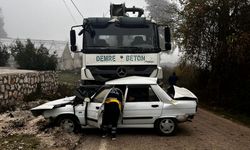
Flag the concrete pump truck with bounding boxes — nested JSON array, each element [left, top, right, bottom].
[[31, 4, 199, 136], [69, 3, 171, 86]]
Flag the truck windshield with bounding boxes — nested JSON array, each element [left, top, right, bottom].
[[84, 24, 159, 53]]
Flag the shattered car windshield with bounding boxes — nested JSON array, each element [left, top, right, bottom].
[[85, 24, 156, 50]]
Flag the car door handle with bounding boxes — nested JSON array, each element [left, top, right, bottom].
[[151, 105, 159, 108], [96, 106, 100, 110]]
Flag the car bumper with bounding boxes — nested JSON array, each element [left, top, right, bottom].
[[176, 114, 195, 122]]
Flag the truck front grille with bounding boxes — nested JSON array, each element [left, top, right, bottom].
[[88, 65, 156, 82]]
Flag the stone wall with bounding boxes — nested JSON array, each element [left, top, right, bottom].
[[0, 71, 58, 110]]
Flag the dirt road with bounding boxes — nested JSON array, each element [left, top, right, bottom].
[[75, 108, 250, 150], [1, 108, 250, 150]]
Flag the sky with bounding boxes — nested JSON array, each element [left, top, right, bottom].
[[0, 0, 180, 64], [0, 0, 147, 41]]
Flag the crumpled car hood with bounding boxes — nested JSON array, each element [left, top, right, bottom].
[[173, 86, 197, 100], [31, 96, 76, 111]]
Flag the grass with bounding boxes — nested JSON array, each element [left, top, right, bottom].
[[22, 70, 81, 102], [57, 70, 81, 85], [200, 103, 250, 128], [56, 70, 81, 98], [0, 134, 40, 150], [188, 88, 250, 128]]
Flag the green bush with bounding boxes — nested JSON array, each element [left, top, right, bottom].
[[56, 83, 75, 98], [23, 83, 75, 102], [0, 42, 9, 66], [10, 39, 57, 70]]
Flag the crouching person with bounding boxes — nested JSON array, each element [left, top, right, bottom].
[[102, 87, 123, 140]]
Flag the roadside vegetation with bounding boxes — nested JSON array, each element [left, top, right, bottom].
[[0, 8, 7, 38], [58, 70, 81, 86], [0, 42, 9, 66], [164, 64, 250, 127], [0, 134, 40, 150], [147, 0, 250, 125], [56, 70, 81, 98], [23, 70, 80, 102], [0, 71, 81, 149], [10, 39, 58, 70]]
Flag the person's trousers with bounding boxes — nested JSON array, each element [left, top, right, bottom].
[[102, 103, 120, 137]]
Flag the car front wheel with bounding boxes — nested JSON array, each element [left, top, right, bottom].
[[57, 117, 79, 133], [156, 118, 177, 136]]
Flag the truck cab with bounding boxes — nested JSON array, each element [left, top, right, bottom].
[[70, 4, 171, 85]]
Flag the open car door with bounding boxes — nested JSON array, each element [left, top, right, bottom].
[[86, 87, 112, 128]]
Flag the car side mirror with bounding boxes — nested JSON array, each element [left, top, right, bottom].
[[70, 30, 77, 52], [164, 27, 171, 50], [84, 97, 91, 103]]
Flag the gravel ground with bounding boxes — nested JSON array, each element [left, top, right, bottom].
[[1, 108, 250, 150], [0, 68, 37, 75]]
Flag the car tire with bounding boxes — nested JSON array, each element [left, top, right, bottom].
[[155, 118, 177, 136], [57, 116, 80, 133]]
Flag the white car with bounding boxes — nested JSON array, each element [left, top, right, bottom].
[[31, 76, 198, 135]]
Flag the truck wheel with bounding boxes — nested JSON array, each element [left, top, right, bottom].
[[57, 116, 79, 133], [156, 118, 176, 136]]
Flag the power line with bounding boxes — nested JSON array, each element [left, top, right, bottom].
[[103, 10, 109, 17], [70, 0, 84, 19], [62, 0, 77, 23]]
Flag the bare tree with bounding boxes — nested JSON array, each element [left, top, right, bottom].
[[146, 0, 180, 52], [145, 0, 179, 28], [0, 8, 7, 38]]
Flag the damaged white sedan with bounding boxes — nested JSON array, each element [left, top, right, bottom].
[[31, 76, 198, 135]]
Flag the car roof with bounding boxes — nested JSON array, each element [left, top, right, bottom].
[[105, 76, 157, 85]]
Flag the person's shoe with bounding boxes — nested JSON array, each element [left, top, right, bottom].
[[111, 134, 116, 140], [102, 134, 108, 138], [111, 127, 117, 140]]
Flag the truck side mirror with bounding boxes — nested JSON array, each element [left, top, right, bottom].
[[70, 30, 77, 52], [164, 27, 171, 50]]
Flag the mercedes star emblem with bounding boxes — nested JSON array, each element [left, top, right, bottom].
[[116, 67, 127, 77]]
